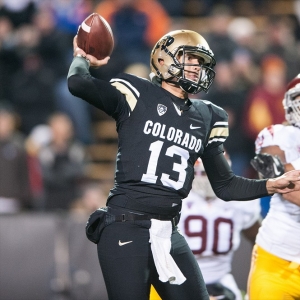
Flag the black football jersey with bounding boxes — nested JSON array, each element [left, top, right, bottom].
[[109, 73, 229, 199]]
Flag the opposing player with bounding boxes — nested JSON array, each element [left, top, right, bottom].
[[179, 157, 260, 300], [67, 29, 300, 300], [247, 74, 300, 299], [151, 155, 261, 300]]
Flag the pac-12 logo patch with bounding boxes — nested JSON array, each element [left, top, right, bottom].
[[157, 104, 167, 116]]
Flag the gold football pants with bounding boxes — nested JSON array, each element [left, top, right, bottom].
[[150, 285, 162, 300], [247, 245, 300, 300]]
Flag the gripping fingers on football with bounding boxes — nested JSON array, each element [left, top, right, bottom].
[[73, 35, 109, 68], [86, 54, 110, 68], [73, 36, 86, 57]]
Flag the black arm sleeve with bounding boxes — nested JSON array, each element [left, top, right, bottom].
[[202, 150, 269, 201], [67, 56, 126, 118]]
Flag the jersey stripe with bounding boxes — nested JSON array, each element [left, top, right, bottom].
[[110, 82, 137, 111], [207, 122, 229, 144], [110, 78, 140, 111], [214, 121, 228, 126], [207, 137, 227, 144], [110, 78, 140, 97]]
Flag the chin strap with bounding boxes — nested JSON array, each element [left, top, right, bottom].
[[178, 78, 200, 94], [149, 73, 201, 94]]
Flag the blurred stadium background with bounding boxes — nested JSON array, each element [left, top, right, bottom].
[[0, 0, 299, 299]]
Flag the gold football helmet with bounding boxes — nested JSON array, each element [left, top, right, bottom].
[[150, 30, 216, 94]]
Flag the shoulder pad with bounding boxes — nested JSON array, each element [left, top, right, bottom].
[[193, 99, 229, 147], [255, 124, 285, 153], [192, 99, 228, 119], [201, 100, 228, 118]]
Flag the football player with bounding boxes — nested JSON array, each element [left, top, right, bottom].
[[151, 156, 261, 300], [67, 30, 300, 300], [247, 74, 300, 299], [179, 157, 260, 300], [150, 153, 261, 300]]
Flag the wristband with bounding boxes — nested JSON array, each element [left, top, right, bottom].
[[76, 54, 90, 67]]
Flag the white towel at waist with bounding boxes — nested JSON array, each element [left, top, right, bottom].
[[149, 219, 186, 285]]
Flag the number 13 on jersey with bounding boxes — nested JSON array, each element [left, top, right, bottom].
[[141, 140, 190, 190]]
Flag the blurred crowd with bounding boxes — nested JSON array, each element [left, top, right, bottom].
[[1, 0, 300, 214]]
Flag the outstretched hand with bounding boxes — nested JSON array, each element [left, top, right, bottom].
[[266, 170, 300, 194], [73, 36, 110, 68]]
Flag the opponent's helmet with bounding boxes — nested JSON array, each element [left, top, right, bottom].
[[282, 74, 300, 127], [192, 159, 215, 199], [150, 30, 216, 94]]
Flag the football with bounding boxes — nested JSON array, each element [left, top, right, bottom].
[[77, 13, 114, 60]]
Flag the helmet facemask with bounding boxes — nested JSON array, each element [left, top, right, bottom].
[[170, 46, 215, 94], [150, 31, 216, 94]]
